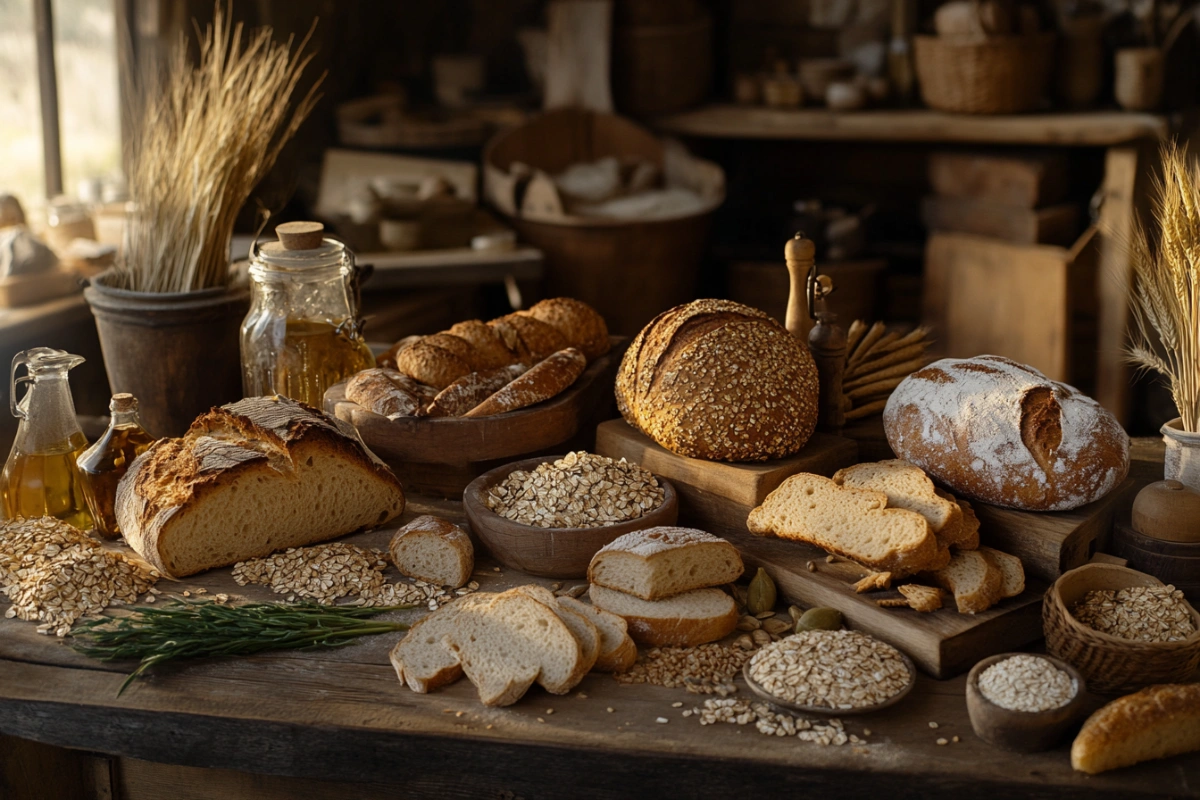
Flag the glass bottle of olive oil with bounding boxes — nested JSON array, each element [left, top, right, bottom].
[[76, 393, 154, 539], [1, 348, 94, 530]]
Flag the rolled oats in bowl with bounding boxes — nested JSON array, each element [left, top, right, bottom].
[[485, 451, 665, 529], [1071, 585, 1197, 643], [977, 655, 1076, 712]]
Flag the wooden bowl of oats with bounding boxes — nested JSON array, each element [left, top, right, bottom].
[[463, 453, 678, 579], [966, 653, 1088, 753]]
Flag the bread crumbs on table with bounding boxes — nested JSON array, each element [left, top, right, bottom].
[[952, 736, 960, 743], [606, 707, 614, 713], [928, 721, 939, 729], [577, 693, 587, 699], [936, 738, 948, 746], [455, 711, 465, 717]]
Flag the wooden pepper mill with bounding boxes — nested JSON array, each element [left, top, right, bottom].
[[785, 232, 847, 432]]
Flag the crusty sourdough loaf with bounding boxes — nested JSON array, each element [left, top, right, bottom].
[[615, 299, 820, 462], [557, 596, 637, 673], [588, 584, 737, 646], [1071, 683, 1200, 774], [588, 527, 743, 601], [884, 356, 1130, 511], [389, 515, 474, 588], [521, 297, 611, 360], [464, 348, 587, 417], [747, 473, 942, 577], [115, 397, 405, 578]]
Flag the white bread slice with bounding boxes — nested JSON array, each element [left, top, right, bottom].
[[587, 527, 744, 601], [834, 460, 962, 541], [389, 515, 474, 588], [924, 549, 1003, 614], [390, 593, 491, 693], [512, 585, 600, 677], [747, 473, 941, 577], [558, 596, 637, 673], [1072, 683, 1200, 774], [978, 546, 1024, 598], [588, 584, 737, 647]]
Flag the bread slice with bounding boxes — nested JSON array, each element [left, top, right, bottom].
[[897, 583, 943, 612], [390, 593, 491, 693], [834, 459, 962, 542], [558, 596, 637, 673], [747, 473, 942, 577], [512, 585, 600, 677], [587, 527, 744, 601], [924, 549, 1003, 614], [978, 546, 1024, 599], [588, 584, 737, 647], [389, 515, 474, 588], [935, 488, 981, 550], [116, 397, 406, 578], [1072, 683, 1200, 774]]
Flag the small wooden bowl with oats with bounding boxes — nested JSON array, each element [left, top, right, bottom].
[[463, 454, 678, 579], [966, 653, 1088, 753]]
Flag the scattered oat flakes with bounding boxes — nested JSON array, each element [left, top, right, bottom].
[[936, 738, 948, 746], [615, 643, 751, 695]]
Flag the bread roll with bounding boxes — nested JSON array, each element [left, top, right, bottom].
[[883, 356, 1129, 511], [394, 338, 474, 390], [521, 298, 610, 360], [489, 313, 568, 361], [1072, 684, 1200, 774], [345, 368, 431, 418], [378, 335, 422, 370], [389, 515, 474, 588], [616, 299, 819, 462], [447, 320, 513, 370], [116, 397, 405, 578]]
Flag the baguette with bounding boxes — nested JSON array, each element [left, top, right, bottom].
[[345, 368, 430, 419], [1072, 684, 1200, 774], [464, 348, 586, 417]]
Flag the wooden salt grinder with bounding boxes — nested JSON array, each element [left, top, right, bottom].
[[785, 232, 847, 432]]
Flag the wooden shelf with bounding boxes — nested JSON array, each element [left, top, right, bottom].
[[655, 105, 1168, 146]]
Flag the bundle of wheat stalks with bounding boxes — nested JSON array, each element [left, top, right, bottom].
[[1129, 143, 1200, 432], [841, 321, 933, 420], [116, 4, 321, 293]]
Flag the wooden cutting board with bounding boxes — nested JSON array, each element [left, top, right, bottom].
[[723, 527, 1047, 679], [594, 419, 858, 534]]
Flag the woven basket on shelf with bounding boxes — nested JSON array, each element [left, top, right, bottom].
[[1043, 563, 1200, 694], [914, 33, 1055, 114]]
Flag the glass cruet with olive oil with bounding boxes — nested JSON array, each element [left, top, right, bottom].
[[240, 221, 374, 406], [0, 348, 94, 529], [76, 393, 154, 539]]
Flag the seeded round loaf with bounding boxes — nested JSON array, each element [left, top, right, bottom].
[[521, 298, 611, 360], [615, 299, 819, 462], [883, 355, 1130, 512]]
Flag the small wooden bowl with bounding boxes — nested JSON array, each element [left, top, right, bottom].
[[966, 653, 1088, 753], [462, 455, 679, 579]]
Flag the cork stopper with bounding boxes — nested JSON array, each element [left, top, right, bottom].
[[276, 221, 325, 251], [110, 393, 137, 413], [784, 232, 815, 266]]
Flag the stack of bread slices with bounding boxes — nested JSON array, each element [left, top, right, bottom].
[[586, 527, 745, 646], [390, 584, 636, 707], [748, 460, 1024, 615]]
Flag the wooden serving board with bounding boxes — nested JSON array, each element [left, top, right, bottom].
[[594, 418, 858, 535], [326, 338, 627, 498], [722, 527, 1047, 679]]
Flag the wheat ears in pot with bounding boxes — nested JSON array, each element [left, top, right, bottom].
[[117, 3, 323, 294]]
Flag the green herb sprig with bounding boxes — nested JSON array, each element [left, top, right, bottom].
[[72, 600, 412, 694]]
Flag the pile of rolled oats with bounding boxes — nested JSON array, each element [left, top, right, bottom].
[[1071, 585, 1197, 643], [693, 698, 863, 745], [977, 655, 1076, 712], [0, 516, 159, 637], [747, 630, 911, 711], [232, 543, 476, 610], [485, 451, 664, 529], [615, 643, 752, 695]]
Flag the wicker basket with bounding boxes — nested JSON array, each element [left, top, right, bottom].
[[1043, 563, 1200, 694], [914, 33, 1055, 114]]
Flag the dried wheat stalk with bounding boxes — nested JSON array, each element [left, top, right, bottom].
[[115, 3, 322, 293], [1127, 142, 1200, 432]]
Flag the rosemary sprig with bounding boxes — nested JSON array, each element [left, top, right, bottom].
[[71, 600, 412, 694]]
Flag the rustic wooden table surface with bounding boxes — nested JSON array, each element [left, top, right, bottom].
[[1, 444, 1196, 800]]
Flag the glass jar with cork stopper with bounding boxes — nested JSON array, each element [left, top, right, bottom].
[[240, 221, 374, 406], [76, 393, 154, 539]]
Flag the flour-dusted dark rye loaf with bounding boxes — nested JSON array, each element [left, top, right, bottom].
[[883, 356, 1129, 511], [615, 299, 820, 461], [115, 396, 405, 577]]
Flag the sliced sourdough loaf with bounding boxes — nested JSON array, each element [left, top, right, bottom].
[[389, 515, 474, 588], [1071, 683, 1200, 774], [978, 546, 1025, 598], [587, 527, 744, 601], [116, 397, 405, 578], [512, 585, 600, 677], [747, 473, 941, 577], [390, 593, 491, 693], [924, 549, 1003, 614], [557, 596, 637, 673], [588, 584, 737, 647], [834, 460, 967, 551]]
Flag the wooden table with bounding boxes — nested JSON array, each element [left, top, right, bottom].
[[1, 465, 1196, 799]]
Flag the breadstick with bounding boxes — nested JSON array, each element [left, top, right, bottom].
[[850, 331, 900, 367], [844, 357, 927, 389], [851, 342, 929, 377], [844, 398, 889, 420], [888, 325, 932, 351], [846, 376, 905, 401], [847, 321, 886, 364], [845, 320, 868, 357]]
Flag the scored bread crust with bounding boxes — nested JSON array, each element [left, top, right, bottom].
[[1071, 683, 1200, 774], [426, 363, 529, 418], [588, 584, 738, 647], [521, 298, 611, 360], [588, 527, 744, 601], [345, 368, 429, 419], [464, 348, 586, 417], [447, 320, 514, 370], [615, 299, 819, 462], [394, 338, 474, 390], [884, 355, 1130, 511], [389, 515, 474, 588], [489, 313, 569, 361], [116, 397, 405, 578]]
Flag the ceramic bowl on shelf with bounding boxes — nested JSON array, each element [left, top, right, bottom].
[[462, 455, 679, 579], [966, 653, 1088, 753]]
